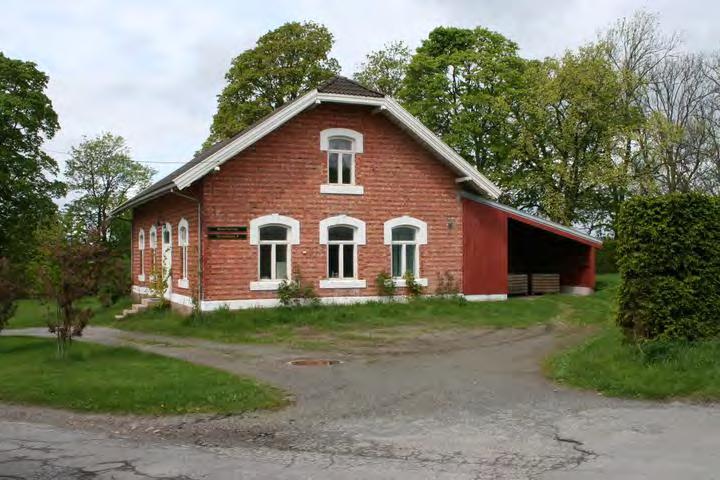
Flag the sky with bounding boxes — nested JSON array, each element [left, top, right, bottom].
[[2, 0, 720, 192]]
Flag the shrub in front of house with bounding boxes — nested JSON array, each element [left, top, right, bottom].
[[278, 273, 319, 307], [616, 193, 720, 341]]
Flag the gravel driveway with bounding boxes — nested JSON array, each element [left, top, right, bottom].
[[1, 325, 719, 479]]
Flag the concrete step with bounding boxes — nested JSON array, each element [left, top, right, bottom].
[[115, 298, 159, 320]]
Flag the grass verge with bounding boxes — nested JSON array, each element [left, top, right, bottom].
[[9, 297, 132, 329], [547, 324, 720, 400], [0, 336, 286, 414]]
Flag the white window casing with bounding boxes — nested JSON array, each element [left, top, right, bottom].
[[319, 215, 366, 245], [320, 128, 363, 194], [319, 215, 366, 289], [249, 214, 300, 245], [384, 216, 428, 286], [319, 184, 364, 195], [137, 229, 145, 281], [383, 216, 428, 245], [249, 214, 299, 291], [177, 218, 189, 288], [319, 128, 364, 153]]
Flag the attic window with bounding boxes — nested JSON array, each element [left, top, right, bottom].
[[319, 128, 364, 195]]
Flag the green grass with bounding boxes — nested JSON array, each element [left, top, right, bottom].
[[91, 274, 620, 347], [548, 327, 720, 400], [0, 336, 286, 414], [9, 297, 132, 329]]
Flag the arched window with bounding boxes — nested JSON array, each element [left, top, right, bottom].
[[177, 218, 189, 288], [384, 216, 428, 286], [138, 229, 145, 280], [319, 128, 364, 195], [318, 215, 366, 289], [149, 225, 158, 274], [249, 214, 300, 290]]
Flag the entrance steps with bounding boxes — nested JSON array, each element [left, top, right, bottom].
[[114, 297, 160, 320]]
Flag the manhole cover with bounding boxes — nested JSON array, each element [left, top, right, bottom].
[[287, 359, 342, 366]]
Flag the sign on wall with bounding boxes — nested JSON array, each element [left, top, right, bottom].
[[207, 226, 247, 240]]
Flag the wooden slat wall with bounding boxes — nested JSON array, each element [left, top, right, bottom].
[[531, 273, 560, 294], [508, 274, 529, 295]]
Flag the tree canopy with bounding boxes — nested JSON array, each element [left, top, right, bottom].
[[205, 21, 340, 147], [353, 41, 411, 96]]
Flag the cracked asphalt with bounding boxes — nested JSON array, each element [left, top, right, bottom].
[[2, 325, 720, 479]]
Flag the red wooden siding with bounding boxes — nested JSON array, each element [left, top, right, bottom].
[[462, 199, 508, 295]]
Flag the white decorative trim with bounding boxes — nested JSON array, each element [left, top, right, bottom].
[[319, 279, 367, 289], [132, 285, 152, 295], [392, 277, 428, 287], [177, 218, 189, 246], [320, 128, 364, 153], [178, 278, 189, 289], [249, 214, 300, 245], [169, 292, 193, 307], [319, 215, 366, 245], [149, 225, 157, 249], [250, 280, 284, 291], [137, 274, 145, 282], [384, 216, 428, 245], [320, 184, 364, 195], [464, 294, 508, 302], [560, 286, 594, 296], [138, 229, 145, 250]]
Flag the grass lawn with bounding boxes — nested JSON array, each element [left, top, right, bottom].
[[9, 297, 132, 329], [547, 327, 720, 400], [88, 274, 620, 347], [0, 336, 286, 414]]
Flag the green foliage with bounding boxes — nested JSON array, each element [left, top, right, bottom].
[[277, 273, 319, 307], [353, 41, 411, 96], [0, 336, 286, 414], [595, 238, 618, 274], [400, 26, 526, 182], [206, 21, 340, 146], [0, 52, 65, 269], [147, 263, 170, 309], [374, 271, 396, 298], [0, 258, 18, 332], [402, 271, 424, 298], [616, 193, 720, 341], [435, 271, 460, 297], [64, 132, 154, 243]]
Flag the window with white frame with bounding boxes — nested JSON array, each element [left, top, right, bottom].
[[149, 225, 158, 272], [177, 219, 189, 288], [138, 229, 145, 280], [249, 214, 300, 290], [384, 216, 428, 286], [319, 128, 364, 195], [318, 215, 366, 289]]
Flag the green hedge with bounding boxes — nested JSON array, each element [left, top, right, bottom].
[[616, 193, 720, 341]]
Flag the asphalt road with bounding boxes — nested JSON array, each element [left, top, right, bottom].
[[2, 326, 719, 479]]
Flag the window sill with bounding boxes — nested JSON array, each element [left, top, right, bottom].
[[137, 274, 145, 282], [392, 277, 428, 287], [250, 280, 284, 291], [178, 278, 189, 289], [319, 278, 367, 289], [320, 184, 364, 195]]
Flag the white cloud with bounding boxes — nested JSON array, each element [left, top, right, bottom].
[[2, 0, 718, 189]]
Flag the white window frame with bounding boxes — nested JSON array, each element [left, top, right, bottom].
[[319, 215, 367, 289], [137, 229, 145, 281], [249, 214, 300, 291], [148, 225, 158, 279], [319, 128, 364, 195], [384, 216, 429, 287], [177, 218, 189, 289]]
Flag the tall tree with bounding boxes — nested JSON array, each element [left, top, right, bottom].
[[510, 45, 628, 230], [0, 52, 64, 264], [354, 41, 411, 96], [64, 132, 154, 243], [399, 27, 527, 184], [206, 21, 340, 147]]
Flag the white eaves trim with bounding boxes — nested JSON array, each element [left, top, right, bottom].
[[170, 90, 501, 199]]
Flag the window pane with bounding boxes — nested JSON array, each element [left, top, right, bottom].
[[275, 244, 288, 279], [341, 154, 352, 184], [328, 244, 340, 278], [260, 225, 287, 241], [163, 229, 170, 243], [328, 153, 339, 183], [328, 225, 354, 241], [329, 138, 352, 150], [405, 244, 416, 276], [259, 244, 272, 279], [391, 244, 402, 277], [392, 226, 416, 242], [343, 244, 354, 278], [180, 227, 187, 243]]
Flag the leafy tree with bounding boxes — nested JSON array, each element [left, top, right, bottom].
[[399, 27, 527, 183], [0, 52, 65, 266], [354, 41, 411, 96], [0, 258, 18, 332], [64, 132, 154, 243], [510, 45, 628, 229], [206, 21, 340, 146]]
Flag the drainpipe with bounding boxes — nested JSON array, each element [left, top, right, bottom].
[[170, 189, 203, 307]]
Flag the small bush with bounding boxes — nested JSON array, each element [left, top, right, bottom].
[[278, 273, 319, 307], [403, 271, 424, 299], [616, 193, 720, 342], [375, 271, 396, 299], [435, 271, 460, 297]]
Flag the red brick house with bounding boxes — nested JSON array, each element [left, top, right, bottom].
[[114, 77, 601, 311]]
